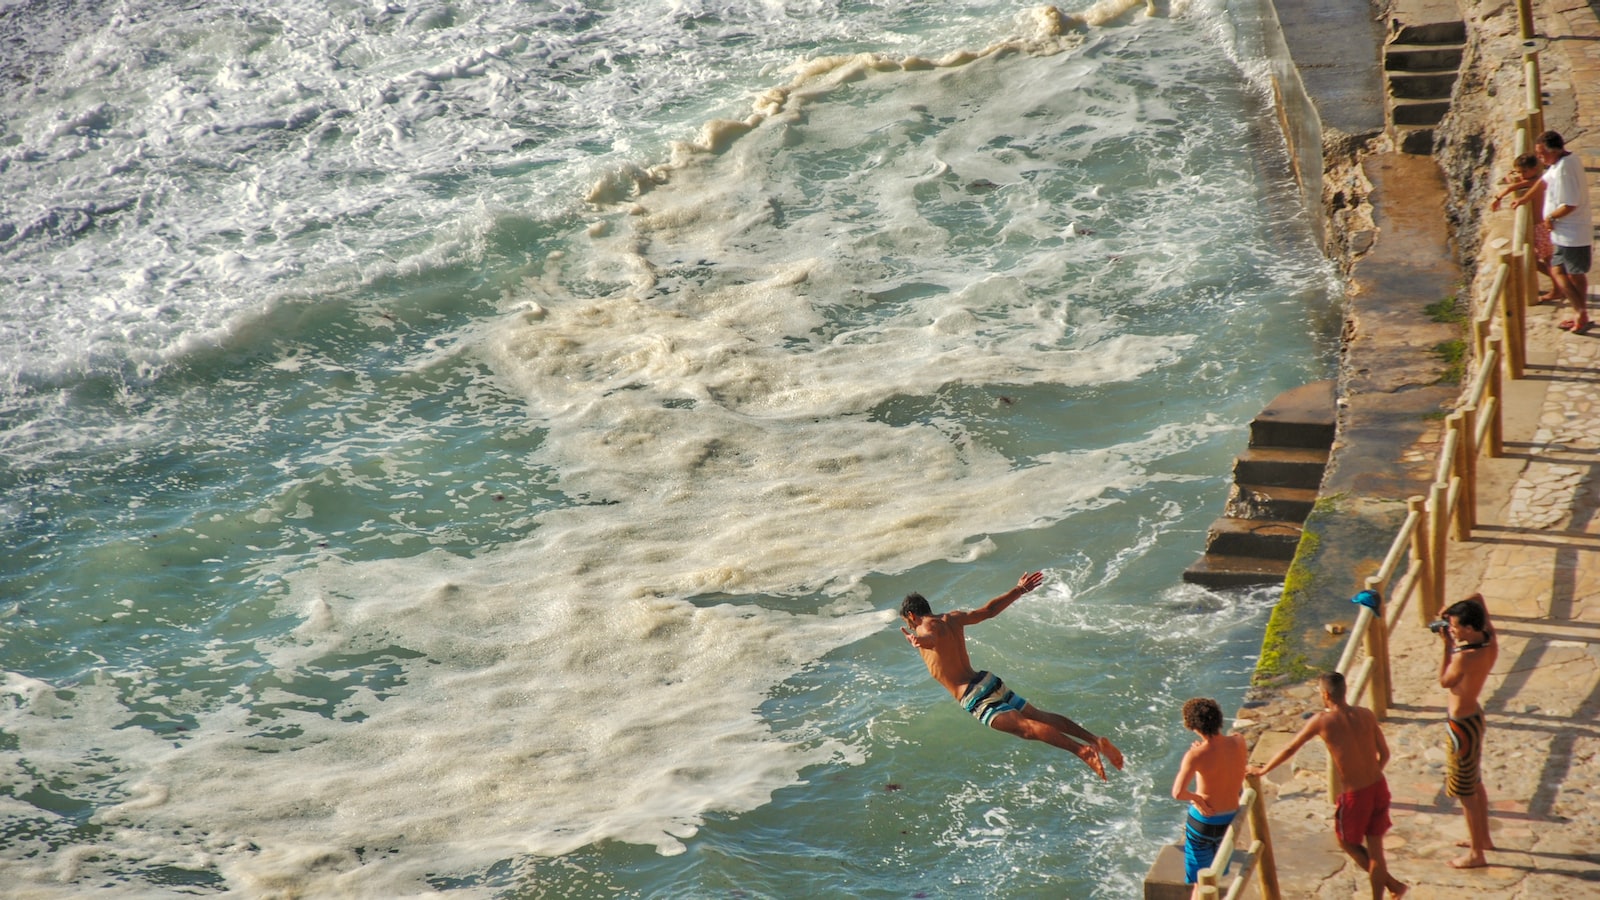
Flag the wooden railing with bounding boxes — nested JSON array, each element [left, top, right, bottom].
[[1195, 774, 1281, 900], [1324, 36, 1546, 795]]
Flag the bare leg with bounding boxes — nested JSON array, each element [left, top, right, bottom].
[[1554, 266, 1591, 329], [1338, 838, 1406, 897], [1366, 837, 1406, 897], [1553, 267, 1576, 319], [1451, 785, 1494, 868], [1019, 703, 1125, 770], [989, 711, 1106, 780]]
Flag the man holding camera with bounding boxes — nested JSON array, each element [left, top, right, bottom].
[[1434, 594, 1498, 869]]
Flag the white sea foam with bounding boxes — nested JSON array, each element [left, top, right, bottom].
[[0, 580, 887, 895], [0, 0, 1336, 895]]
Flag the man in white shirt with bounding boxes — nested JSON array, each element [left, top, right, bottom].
[[1530, 131, 1593, 332]]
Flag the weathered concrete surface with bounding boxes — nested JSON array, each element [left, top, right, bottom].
[[1235, 0, 1600, 895], [1270, 0, 1388, 138], [1273, 151, 1465, 683], [1256, 0, 1466, 687]]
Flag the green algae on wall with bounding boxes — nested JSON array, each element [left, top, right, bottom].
[[1433, 338, 1467, 385], [1427, 293, 1468, 384], [1424, 293, 1467, 324], [1252, 492, 1416, 687], [1254, 525, 1321, 686]]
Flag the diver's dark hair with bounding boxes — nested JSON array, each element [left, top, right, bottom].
[[900, 593, 932, 618]]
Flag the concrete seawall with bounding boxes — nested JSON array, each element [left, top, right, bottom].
[[1247, 0, 1473, 688]]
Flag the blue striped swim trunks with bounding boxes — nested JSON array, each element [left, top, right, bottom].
[[1184, 806, 1237, 882], [959, 671, 1027, 726]]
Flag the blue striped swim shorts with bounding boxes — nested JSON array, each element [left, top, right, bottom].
[[959, 671, 1027, 726]]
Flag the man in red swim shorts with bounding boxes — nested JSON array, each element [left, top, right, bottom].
[[1337, 776, 1393, 849], [1249, 672, 1407, 899]]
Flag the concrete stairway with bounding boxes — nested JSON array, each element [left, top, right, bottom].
[[1182, 381, 1335, 588], [1385, 18, 1467, 154]]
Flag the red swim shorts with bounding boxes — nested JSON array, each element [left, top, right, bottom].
[[1335, 776, 1392, 845]]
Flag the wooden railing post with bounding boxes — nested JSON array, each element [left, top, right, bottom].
[[1487, 339, 1505, 456], [1510, 247, 1528, 325], [1500, 250, 1526, 378], [1246, 774, 1282, 900], [1517, 0, 1535, 41], [1521, 238, 1539, 330], [1365, 578, 1393, 717], [1429, 481, 1449, 611], [1525, 52, 1544, 137], [1455, 410, 1477, 535], [1408, 495, 1434, 628]]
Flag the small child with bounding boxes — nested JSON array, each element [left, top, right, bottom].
[[1492, 154, 1555, 298], [1170, 697, 1249, 887]]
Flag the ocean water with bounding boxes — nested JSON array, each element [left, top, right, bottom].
[[0, 0, 1340, 896]]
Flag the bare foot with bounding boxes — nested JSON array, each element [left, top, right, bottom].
[[1454, 839, 1497, 851], [1097, 736, 1125, 771], [1449, 853, 1488, 869], [1390, 882, 1409, 898], [1076, 743, 1107, 781]]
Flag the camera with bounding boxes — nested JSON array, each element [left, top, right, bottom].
[[1428, 618, 1451, 634]]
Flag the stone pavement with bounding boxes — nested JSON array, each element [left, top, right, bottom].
[[1232, 2, 1600, 897], [1242, 309, 1600, 897]]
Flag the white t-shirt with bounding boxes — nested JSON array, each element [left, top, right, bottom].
[[1541, 152, 1592, 248]]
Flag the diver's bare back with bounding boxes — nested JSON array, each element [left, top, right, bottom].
[[907, 615, 979, 697]]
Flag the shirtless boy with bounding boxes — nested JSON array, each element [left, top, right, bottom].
[[1247, 672, 1406, 899], [1170, 697, 1248, 886], [899, 571, 1123, 779], [1438, 593, 1499, 869]]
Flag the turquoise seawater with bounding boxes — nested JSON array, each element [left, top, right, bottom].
[[0, 0, 1339, 895]]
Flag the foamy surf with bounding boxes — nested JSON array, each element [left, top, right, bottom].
[[0, 0, 1337, 895]]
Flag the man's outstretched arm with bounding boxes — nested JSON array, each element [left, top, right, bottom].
[[955, 571, 1044, 625], [1246, 715, 1323, 777]]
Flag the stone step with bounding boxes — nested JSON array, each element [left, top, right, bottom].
[[1387, 69, 1459, 100], [1181, 553, 1292, 588], [1391, 96, 1451, 126], [1390, 20, 1467, 45], [1225, 482, 1320, 522], [1248, 380, 1336, 450], [1395, 125, 1437, 156], [1232, 446, 1328, 489], [1384, 42, 1464, 72], [1182, 380, 1334, 589], [1203, 517, 1304, 559]]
